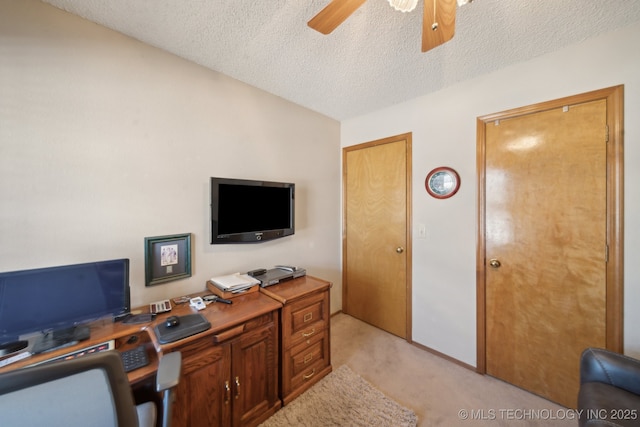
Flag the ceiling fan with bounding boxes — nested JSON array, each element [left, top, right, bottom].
[[308, 0, 472, 53]]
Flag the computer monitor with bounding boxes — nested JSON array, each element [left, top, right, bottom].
[[0, 259, 130, 355]]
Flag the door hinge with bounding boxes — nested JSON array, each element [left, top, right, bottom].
[[605, 125, 609, 143], [605, 244, 609, 263]]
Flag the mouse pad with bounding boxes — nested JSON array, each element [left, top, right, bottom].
[[154, 313, 211, 344]]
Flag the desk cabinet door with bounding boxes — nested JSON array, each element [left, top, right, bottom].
[[231, 323, 278, 427], [171, 339, 231, 427]]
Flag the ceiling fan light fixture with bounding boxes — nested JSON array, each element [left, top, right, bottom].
[[456, 0, 473, 6], [387, 0, 419, 13]]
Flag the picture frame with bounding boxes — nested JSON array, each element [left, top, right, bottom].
[[144, 233, 192, 286]]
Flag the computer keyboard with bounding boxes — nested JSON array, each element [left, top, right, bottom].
[[120, 345, 150, 373]]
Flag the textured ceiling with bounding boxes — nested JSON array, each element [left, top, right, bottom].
[[41, 0, 640, 121]]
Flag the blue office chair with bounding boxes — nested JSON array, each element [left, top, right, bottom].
[[0, 350, 181, 427]]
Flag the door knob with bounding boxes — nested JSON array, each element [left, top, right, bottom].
[[489, 259, 501, 268], [396, 247, 404, 253]]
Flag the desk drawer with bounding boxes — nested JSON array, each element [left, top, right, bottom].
[[283, 331, 329, 393], [290, 292, 326, 332], [172, 335, 219, 361], [210, 312, 274, 345], [283, 291, 329, 348], [290, 333, 327, 377]]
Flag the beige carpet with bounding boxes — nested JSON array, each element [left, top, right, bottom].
[[259, 365, 418, 427], [331, 313, 579, 427]]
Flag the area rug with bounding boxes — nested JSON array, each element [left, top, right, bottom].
[[260, 365, 418, 427]]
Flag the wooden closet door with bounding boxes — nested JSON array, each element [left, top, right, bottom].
[[483, 99, 608, 408], [343, 134, 411, 339]]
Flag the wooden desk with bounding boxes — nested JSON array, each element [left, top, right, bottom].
[[0, 276, 331, 426]]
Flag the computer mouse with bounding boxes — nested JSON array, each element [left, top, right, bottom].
[[165, 316, 180, 328]]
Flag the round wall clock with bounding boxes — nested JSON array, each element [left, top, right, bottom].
[[425, 167, 460, 199]]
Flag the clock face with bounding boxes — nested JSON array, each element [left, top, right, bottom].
[[425, 167, 460, 199]]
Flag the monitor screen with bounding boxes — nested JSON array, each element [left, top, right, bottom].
[[218, 184, 292, 234], [211, 177, 295, 243], [0, 259, 130, 344]]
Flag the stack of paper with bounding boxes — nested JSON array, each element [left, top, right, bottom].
[[210, 273, 259, 293]]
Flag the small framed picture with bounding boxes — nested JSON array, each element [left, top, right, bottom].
[[144, 233, 192, 286]]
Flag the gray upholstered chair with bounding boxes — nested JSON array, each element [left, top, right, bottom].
[[578, 347, 640, 427], [0, 350, 181, 427]]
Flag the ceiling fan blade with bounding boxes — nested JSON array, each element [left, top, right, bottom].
[[308, 0, 368, 35], [422, 0, 457, 52]]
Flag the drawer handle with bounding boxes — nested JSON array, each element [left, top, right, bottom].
[[303, 353, 313, 364], [303, 312, 313, 323], [303, 369, 316, 380], [302, 328, 315, 338], [224, 381, 230, 404], [235, 376, 240, 400]]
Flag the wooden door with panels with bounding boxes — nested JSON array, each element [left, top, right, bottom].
[[476, 86, 624, 408], [343, 133, 412, 340]]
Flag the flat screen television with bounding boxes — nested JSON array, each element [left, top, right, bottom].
[[0, 258, 130, 355], [210, 177, 295, 244]]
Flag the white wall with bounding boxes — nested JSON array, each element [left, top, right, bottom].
[[0, 1, 342, 312], [342, 21, 640, 365]]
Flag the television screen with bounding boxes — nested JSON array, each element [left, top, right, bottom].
[[0, 259, 130, 346], [211, 177, 295, 243]]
